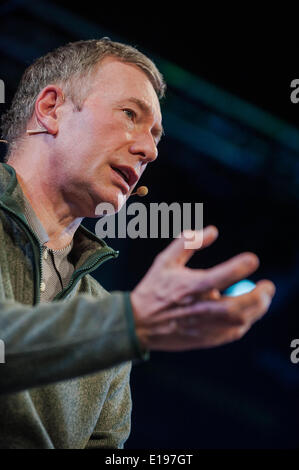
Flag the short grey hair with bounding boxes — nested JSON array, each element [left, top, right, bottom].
[[1, 38, 166, 159]]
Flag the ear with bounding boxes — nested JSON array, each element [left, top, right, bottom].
[[34, 86, 65, 135]]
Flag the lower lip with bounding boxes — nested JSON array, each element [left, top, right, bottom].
[[111, 167, 130, 193]]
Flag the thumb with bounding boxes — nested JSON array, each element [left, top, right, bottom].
[[157, 225, 219, 267]]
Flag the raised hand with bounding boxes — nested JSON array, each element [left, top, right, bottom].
[[130, 226, 275, 351]]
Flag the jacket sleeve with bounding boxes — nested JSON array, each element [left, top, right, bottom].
[[0, 291, 147, 395], [85, 361, 132, 449]]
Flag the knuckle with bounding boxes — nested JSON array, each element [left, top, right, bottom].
[[197, 270, 213, 292], [224, 301, 238, 317], [197, 279, 212, 292], [172, 283, 189, 304], [170, 291, 181, 304], [199, 301, 215, 315], [172, 291, 188, 306], [223, 300, 248, 326]]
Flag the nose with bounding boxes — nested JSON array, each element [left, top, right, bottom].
[[129, 132, 158, 163]]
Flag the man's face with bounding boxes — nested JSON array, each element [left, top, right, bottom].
[[53, 56, 163, 217]]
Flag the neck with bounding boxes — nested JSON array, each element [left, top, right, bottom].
[[8, 153, 83, 251]]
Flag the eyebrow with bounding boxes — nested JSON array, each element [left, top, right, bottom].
[[125, 97, 165, 143]]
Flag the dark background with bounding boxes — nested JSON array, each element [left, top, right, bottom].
[[0, 1, 298, 449]]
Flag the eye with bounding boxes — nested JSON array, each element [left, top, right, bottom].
[[123, 108, 136, 120]]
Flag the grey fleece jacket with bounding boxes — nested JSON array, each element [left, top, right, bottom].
[[0, 162, 147, 448]]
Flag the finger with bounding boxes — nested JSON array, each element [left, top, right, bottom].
[[152, 279, 275, 325], [201, 288, 221, 300], [176, 227, 219, 265], [230, 279, 276, 324], [202, 279, 275, 327], [157, 225, 219, 268], [151, 299, 231, 324], [255, 279, 276, 297], [188, 252, 260, 294], [178, 288, 221, 306], [224, 279, 276, 307], [152, 283, 273, 327]]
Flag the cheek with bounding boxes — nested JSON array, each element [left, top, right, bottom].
[[58, 107, 132, 169], [84, 112, 130, 157]]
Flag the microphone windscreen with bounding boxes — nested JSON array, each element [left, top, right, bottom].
[[136, 186, 148, 197]]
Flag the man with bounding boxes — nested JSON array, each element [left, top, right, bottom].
[[0, 38, 275, 448]]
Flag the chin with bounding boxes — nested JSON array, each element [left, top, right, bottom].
[[94, 189, 127, 217], [111, 191, 127, 213]]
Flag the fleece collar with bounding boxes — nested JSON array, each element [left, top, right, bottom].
[[0, 162, 118, 271]]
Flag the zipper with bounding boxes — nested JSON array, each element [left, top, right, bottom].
[[53, 250, 118, 301], [0, 199, 118, 304]]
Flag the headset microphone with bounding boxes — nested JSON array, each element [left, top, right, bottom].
[[131, 186, 148, 197]]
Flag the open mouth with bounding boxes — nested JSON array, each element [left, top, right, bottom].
[[111, 165, 139, 188], [111, 167, 130, 185]]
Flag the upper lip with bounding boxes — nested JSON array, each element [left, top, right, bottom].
[[111, 165, 139, 187]]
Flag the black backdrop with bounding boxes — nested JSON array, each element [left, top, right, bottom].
[[0, 2, 298, 449]]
